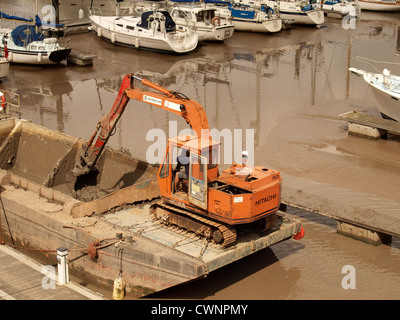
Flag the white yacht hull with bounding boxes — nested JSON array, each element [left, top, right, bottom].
[[350, 67, 400, 122], [0, 59, 9, 79], [279, 4, 324, 25], [0, 28, 71, 65], [322, 2, 361, 16], [89, 15, 198, 54], [176, 24, 234, 41], [358, 0, 400, 11], [170, 6, 235, 41], [2, 47, 71, 65], [372, 86, 400, 121], [232, 17, 282, 32]]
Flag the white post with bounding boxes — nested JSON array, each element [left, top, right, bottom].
[[57, 247, 69, 285]]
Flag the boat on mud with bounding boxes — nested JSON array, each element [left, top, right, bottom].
[[0, 56, 9, 80], [350, 67, 400, 122], [270, 0, 325, 25], [88, 8, 199, 54], [357, 0, 400, 11], [225, 2, 282, 33], [170, 5, 235, 41], [0, 12, 70, 65], [224, 0, 324, 26], [319, 0, 361, 17]]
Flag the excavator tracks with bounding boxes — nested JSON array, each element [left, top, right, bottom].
[[150, 203, 237, 248]]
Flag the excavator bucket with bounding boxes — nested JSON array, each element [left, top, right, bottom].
[[58, 144, 160, 205], [64, 164, 99, 197]]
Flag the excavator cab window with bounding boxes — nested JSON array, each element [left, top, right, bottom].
[[202, 147, 218, 170], [159, 152, 169, 179], [188, 153, 208, 210], [172, 146, 190, 193]]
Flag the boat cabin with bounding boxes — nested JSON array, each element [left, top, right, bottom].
[[171, 6, 219, 25], [137, 11, 176, 33]]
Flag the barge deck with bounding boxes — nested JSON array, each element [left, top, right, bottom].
[[0, 118, 302, 297]]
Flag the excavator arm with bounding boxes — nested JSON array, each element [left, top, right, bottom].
[[73, 74, 210, 176]]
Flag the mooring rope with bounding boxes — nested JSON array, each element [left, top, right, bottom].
[[355, 56, 400, 73]]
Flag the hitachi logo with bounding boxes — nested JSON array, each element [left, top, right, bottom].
[[255, 194, 276, 206]]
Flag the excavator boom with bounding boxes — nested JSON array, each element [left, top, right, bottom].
[[75, 74, 210, 175]]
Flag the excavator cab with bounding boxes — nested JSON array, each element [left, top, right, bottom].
[[157, 134, 220, 211]]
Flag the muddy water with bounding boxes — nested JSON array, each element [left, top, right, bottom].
[[151, 206, 400, 299], [1, 1, 400, 299]]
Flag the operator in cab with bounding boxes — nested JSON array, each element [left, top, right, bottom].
[[174, 148, 190, 192]]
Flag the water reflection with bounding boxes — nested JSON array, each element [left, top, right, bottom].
[[397, 26, 400, 55], [1, 14, 399, 167]]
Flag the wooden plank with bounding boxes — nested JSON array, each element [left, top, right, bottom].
[[0, 288, 16, 300], [0, 245, 104, 300], [339, 111, 400, 133]]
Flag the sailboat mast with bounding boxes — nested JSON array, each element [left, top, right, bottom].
[[35, 0, 39, 33], [52, 0, 60, 25]]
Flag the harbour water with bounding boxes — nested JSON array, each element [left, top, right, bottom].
[[0, 0, 400, 299]]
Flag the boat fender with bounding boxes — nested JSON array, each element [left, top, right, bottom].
[[0, 92, 5, 113], [212, 17, 221, 27], [111, 32, 116, 43], [293, 226, 305, 240], [135, 38, 139, 48], [112, 273, 125, 300], [38, 52, 42, 63], [97, 27, 102, 38]]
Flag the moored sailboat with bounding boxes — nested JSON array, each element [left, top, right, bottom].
[[0, 11, 71, 65], [89, 8, 198, 53], [0, 55, 9, 80], [227, 2, 282, 33], [350, 67, 400, 122], [170, 5, 235, 41], [357, 0, 400, 11]]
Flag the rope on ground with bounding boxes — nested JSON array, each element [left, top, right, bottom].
[[0, 237, 124, 261], [355, 56, 400, 73], [86, 238, 124, 261]]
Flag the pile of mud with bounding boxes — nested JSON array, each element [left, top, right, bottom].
[[0, 118, 159, 203]]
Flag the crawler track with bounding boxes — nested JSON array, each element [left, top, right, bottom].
[[150, 203, 237, 248]]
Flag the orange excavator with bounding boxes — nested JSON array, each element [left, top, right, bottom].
[[70, 74, 282, 247]]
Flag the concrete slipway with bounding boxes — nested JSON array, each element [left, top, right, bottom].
[[0, 117, 302, 297]]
